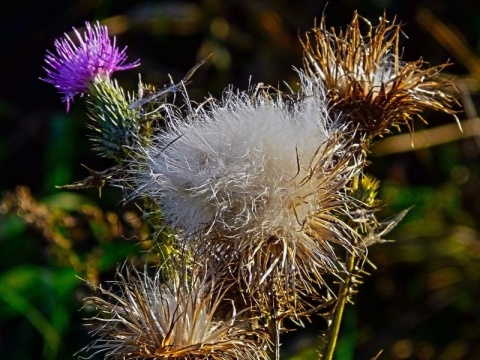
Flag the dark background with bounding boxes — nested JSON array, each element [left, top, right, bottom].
[[1, 0, 480, 359]]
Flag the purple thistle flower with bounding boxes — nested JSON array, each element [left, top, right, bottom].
[[42, 21, 140, 111]]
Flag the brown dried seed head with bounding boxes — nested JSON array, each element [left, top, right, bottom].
[[80, 265, 268, 359], [301, 12, 458, 138]]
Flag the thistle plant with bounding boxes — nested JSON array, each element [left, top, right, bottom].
[[42, 12, 458, 359]]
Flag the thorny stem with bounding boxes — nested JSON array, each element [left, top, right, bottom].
[[322, 251, 356, 360]]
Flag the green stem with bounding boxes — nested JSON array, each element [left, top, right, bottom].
[[322, 252, 356, 360]]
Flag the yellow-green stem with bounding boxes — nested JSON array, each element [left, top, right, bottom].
[[322, 252, 356, 360]]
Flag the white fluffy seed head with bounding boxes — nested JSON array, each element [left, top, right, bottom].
[[128, 80, 366, 307], [133, 84, 353, 239]]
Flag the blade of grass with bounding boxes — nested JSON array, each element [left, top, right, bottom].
[[0, 285, 60, 360]]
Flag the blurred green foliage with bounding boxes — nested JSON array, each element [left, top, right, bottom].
[[1, 0, 480, 359]]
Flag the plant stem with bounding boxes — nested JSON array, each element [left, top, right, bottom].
[[322, 252, 356, 360]]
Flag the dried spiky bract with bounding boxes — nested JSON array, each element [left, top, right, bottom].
[[301, 12, 457, 138], [81, 265, 267, 359]]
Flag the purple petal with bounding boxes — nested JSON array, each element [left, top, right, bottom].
[[41, 21, 140, 111]]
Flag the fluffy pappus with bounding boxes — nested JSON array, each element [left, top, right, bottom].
[[129, 83, 367, 313]]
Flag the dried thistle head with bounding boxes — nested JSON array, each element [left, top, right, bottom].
[[130, 85, 368, 317], [301, 12, 458, 139], [80, 264, 268, 359]]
